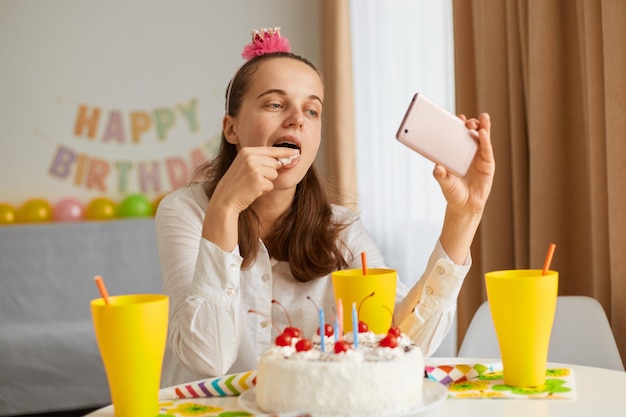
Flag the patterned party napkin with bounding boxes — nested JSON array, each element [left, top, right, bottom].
[[425, 363, 503, 385], [156, 397, 312, 417], [426, 364, 576, 400], [157, 397, 249, 417]]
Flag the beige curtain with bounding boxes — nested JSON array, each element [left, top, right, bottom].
[[317, 0, 358, 210], [453, 0, 626, 364]]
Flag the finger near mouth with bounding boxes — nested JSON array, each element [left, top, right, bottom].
[[273, 142, 301, 167]]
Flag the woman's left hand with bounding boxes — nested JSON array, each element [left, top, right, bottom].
[[434, 112, 495, 264], [433, 112, 495, 217]]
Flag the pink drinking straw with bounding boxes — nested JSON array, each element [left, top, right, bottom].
[[361, 251, 367, 275], [94, 275, 110, 305], [542, 243, 556, 275]]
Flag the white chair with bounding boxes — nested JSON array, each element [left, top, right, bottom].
[[458, 295, 625, 371]]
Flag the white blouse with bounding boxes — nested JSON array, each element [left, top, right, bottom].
[[155, 183, 470, 387]]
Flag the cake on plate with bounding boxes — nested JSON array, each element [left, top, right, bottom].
[[254, 325, 425, 417]]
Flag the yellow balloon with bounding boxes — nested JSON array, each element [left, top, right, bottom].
[[152, 193, 168, 216], [85, 197, 118, 220], [16, 199, 53, 223], [0, 203, 16, 225]]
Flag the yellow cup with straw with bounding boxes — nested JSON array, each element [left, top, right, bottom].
[[91, 276, 169, 417], [485, 244, 558, 387], [332, 252, 397, 335]]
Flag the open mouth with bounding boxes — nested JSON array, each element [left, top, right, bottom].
[[272, 141, 300, 151]]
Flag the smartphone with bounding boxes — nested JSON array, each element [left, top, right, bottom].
[[396, 93, 478, 177]]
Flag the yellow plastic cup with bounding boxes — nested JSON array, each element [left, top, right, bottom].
[[332, 268, 397, 334], [485, 270, 558, 387], [91, 294, 169, 417]]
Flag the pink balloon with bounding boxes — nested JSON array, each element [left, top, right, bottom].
[[53, 197, 85, 222]]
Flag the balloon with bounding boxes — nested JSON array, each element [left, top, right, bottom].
[[0, 203, 16, 225], [85, 197, 118, 220], [53, 197, 85, 222], [119, 194, 153, 218], [152, 193, 168, 216], [16, 198, 53, 223]]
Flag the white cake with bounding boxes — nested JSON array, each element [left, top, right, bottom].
[[255, 331, 424, 417]]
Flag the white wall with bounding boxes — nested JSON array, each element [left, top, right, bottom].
[[0, 0, 319, 206]]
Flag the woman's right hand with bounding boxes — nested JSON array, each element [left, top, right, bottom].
[[201, 146, 299, 251], [212, 146, 299, 213]]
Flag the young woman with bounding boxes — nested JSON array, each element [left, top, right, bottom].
[[155, 28, 495, 386]]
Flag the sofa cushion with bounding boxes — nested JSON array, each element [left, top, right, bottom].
[[0, 320, 110, 415], [0, 219, 162, 324], [0, 218, 163, 415]]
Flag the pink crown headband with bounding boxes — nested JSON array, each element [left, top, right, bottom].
[[226, 27, 292, 115], [242, 27, 291, 60]]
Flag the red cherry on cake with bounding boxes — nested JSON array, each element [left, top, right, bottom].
[[275, 332, 293, 347], [379, 334, 399, 348], [358, 320, 369, 333], [295, 338, 313, 352], [334, 340, 352, 353], [316, 323, 334, 337], [284, 326, 301, 339], [380, 324, 401, 347], [387, 326, 401, 338]]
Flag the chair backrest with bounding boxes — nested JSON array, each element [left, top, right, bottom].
[[458, 295, 625, 371]]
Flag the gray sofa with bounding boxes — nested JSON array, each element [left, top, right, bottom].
[[0, 219, 162, 416]]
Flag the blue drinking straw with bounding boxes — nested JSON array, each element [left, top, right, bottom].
[[319, 309, 325, 353]]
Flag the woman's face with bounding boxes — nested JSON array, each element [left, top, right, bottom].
[[225, 57, 324, 189]]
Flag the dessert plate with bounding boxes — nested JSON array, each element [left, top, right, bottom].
[[238, 379, 447, 416]]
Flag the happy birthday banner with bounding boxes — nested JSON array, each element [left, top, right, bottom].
[[0, 0, 321, 225], [46, 97, 216, 195]]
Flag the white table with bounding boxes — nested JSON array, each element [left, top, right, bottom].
[[423, 357, 626, 415], [85, 357, 626, 416]]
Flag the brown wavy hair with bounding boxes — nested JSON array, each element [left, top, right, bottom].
[[192, 53, 351, 282]]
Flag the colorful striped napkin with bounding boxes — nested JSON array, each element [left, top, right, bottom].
[[159, 370, 257, 400]]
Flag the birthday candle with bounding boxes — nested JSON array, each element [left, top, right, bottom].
[[352, 302, 359, 349], [319, 309, 325, 353], [337, 298, 344, 340], [334, 319, 339, 343]]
